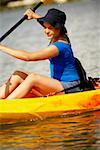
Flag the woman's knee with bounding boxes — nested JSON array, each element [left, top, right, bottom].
[[26, 73, 40, 85]]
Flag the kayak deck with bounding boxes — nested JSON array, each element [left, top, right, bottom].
[[0, 89, 100, 124]]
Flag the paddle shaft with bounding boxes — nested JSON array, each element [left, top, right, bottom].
[[0, 1, 43, 42]]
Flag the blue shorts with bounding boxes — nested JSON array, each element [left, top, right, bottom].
[[61, 80, 81, 94]]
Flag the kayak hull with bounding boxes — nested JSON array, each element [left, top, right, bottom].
[[0, 89, 100, 124]]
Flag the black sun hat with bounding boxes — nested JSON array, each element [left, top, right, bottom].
[[37, 8, 67, 34]]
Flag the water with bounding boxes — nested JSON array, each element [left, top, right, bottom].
[[0, 110, 100, 149], [0, 0, 100, 149]]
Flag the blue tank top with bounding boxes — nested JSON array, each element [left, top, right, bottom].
[[49, 41, 80, 82]]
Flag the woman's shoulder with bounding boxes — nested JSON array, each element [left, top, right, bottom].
[[53, 41, 71, 50], [54, 41, 71, 47], [50, 41, 72, 54]]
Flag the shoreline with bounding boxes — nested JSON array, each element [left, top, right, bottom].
[[0, 0, 80, 12]]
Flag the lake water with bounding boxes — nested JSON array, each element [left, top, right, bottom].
[[0, 110, 100, 149], [0, 0, 100, 149]]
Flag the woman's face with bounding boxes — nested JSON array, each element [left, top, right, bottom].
[[43, 22, 60, 41]]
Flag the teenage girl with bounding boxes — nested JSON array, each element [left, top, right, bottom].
[[0, 8, 80, 99]]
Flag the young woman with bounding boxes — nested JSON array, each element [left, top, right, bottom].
[[0, 8, 81, 99]]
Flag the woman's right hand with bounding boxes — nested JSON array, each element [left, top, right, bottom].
[[24, 9, 41, 20]]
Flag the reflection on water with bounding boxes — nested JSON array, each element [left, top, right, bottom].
[[0, 110, 100, 149]]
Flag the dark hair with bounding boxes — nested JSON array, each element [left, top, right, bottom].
[[61, 32, 71, 45]]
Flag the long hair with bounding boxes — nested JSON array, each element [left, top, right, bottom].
[[60, 27, 71, 45], [62, 33, 71, 45], [49, 27, 71, 45]]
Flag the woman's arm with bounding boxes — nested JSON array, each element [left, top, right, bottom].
[[0, 44, 31, 61], [25, 45, 59, 61], [0, 44, 59, 61]]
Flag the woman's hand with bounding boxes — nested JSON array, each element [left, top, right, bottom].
[[24, 9, 41, 20]]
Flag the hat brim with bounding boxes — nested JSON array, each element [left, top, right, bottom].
[[37, 17, 67, 34], [37, 17, 54, 27]]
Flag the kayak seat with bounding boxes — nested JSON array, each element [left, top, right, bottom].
[[75, 57, 95, 91]]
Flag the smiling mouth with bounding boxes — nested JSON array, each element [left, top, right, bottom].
[[47, 34, 53, 37]]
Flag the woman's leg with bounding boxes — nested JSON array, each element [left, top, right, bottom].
[[7, 73, 64, 99], [0, 70, 29, 99]]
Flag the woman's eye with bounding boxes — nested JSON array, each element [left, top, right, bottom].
[[44, 26, 54, 30]]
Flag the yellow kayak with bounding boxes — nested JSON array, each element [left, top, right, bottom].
[[0, 89, 100, 124]]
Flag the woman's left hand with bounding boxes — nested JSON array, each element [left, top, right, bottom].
[[24, 9, 41, 20]]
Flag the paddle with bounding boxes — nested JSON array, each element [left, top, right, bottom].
[[0, 0, 53, 42]]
